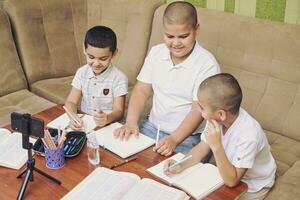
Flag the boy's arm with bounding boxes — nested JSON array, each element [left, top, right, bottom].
[[212, 145, 247, 187], [65, 87, 84, 129], [154, 101, 204, 156], [94, 95, 125, 126], [114, 81, 153, 140], [206, 119, 247, 187]]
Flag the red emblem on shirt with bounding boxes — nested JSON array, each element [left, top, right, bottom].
[[103, 89, 109, 95]]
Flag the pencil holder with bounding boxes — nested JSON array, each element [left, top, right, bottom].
[[45, 146, 65, 169]]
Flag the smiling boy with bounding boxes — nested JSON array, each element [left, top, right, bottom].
[[114, 1, 220, 157], [65, 26, 128, 130]]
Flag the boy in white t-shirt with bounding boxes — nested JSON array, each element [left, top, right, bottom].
[[164, 73, 276, 200], [114, 1, 220, 156], [65, 26, 128, 130]]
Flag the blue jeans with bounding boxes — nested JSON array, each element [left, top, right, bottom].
[[139, 117, 211, 163]]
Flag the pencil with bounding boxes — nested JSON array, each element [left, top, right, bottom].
[[63, 105, 81, 125], [109, 156, 137, 169], [168, 155, 193, 169], [155, 124, 160, 147]]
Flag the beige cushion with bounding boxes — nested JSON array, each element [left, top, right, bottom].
[[3, 0, 87, 84], [265, 160, 300, 200], [31, 76, 74, 104], [0, 8, 27, 96], [0, 8, 54, 126], [0, 90, 55, 126]]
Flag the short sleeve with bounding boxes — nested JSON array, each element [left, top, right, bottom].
[[113, 73, 128, 97], [192, 63, 221, 101], [232, 140, 257, 169], [137, 48, 154, 84], [71, 68, 83, 90]]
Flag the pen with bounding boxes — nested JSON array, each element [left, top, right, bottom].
[[109, 156, 137, 169], [155, 124, 160, 147], [168, 155, 193, 170]]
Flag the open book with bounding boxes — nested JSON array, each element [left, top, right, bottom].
[[94, 122, 155, 158], [61, 167, 189, 200], [47, 113, 96, 132], [0, 128, 36, 169], [147, 153, 224, 200]]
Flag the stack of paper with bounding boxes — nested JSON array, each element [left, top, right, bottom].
[[94, 122, 155, 158]]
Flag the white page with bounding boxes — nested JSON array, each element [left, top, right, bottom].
[[122, 178, 189, 200], [178, 163, 223, 199], [147, 153, 203, 184], [0, 131, 36, 169], [61, 167, 140, 200], [47, 113, 96, 132], [147, 153, 223, 200], [95, 122, 155, 158]]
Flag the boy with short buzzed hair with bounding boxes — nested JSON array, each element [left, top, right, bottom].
[[114, 1, 220, 157], [164, 73, 276, 200], [65, 26, 128, 130]]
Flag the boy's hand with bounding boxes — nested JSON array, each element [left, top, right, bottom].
[[69, 116, 84, 131], [93, 111, 108, 127], [153, 135, 177, 156], [113, 123, 139, 141], [163, 159, 183, 176], [205, 119, 222, 152]]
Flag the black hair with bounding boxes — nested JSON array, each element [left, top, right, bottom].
[[84, 26, 117, 53], [199, 73, 243, 115]]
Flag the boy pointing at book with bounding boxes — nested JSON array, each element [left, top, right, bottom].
[[164, 73, 276, 200]]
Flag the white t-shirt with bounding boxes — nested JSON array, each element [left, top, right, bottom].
[[201, 108, 276, 192], [137, 42, 220, 133], [71, 64, 128, 115]]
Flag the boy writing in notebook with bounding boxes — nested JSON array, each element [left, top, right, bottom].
[[164, 73, 276, 200], [114, 1, 220, 156], [65, 26, 128, 130]]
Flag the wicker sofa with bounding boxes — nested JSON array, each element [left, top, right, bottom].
[[1, 1, 300, 199]]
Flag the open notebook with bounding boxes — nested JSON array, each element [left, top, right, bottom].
[[94, 122, 155, 158], [147, 153, 224, 200], [0, 128, 36, 169], [61, 167, 189, 200], [47, 113, 96, 132]]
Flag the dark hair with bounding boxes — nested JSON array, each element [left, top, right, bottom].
[[163, 1, 198, 27], [199, 73, 243, 115], [84, 26, 117, 53]]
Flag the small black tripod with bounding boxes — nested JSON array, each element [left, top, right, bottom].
[[11, 113, 61, 200]]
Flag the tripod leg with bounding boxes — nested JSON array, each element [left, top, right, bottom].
[[17, 168, 32, 200], [34, 167, 61, 185]]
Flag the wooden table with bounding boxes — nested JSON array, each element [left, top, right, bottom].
[[0, 105, 247, 200]]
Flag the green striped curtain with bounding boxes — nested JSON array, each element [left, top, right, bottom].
[[169, 0, 300, 25]]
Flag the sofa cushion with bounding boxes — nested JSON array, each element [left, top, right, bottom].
[[31, 76, 74, 104], [0, 8, 27, 96], [3, 0, 87, 85], [0, 90, 55, 126], [265, 130, 300, 177], [0, 8, 55, 126], [265, 160, 300, 200]]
